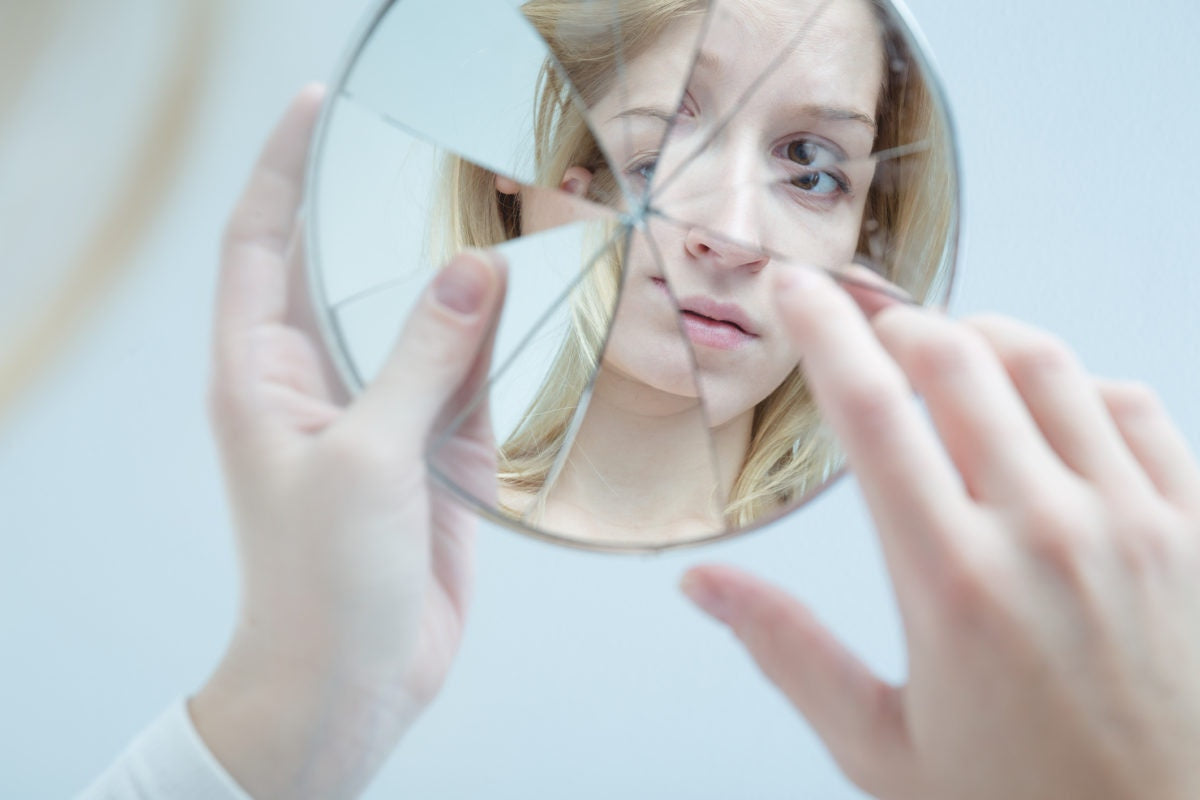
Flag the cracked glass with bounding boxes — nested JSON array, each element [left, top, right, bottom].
[[306, 0, 960, 552]]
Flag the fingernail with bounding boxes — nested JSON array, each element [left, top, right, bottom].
[[433, 252, 493, 316], [680, 572, 733, 625]]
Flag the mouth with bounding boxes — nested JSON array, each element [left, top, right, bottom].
[[651, 278, 759, 350]]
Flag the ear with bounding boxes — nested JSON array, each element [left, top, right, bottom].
[[559, 166, 594, 198]]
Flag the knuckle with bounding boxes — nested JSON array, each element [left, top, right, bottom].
[[938, 549, 1002, 623], [866, 300, 911, 339], [907, 324, 989, 385], [1005, 334, 1079, 383], [1104, 380, 1162, 419], [744, 592, 797, 645], [837, 373, 904, 423], [1019, 487, 1103, 575], [931, 525, 1009, 623], [221, 210, 287, 264], [1112, 504, 1184, 574], [219, 215, 253, 261]]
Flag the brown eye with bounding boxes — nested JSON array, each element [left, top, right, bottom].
[[791, 172, 820, 190], [786, 140, 817, 166]]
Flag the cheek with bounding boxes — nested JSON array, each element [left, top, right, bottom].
[[624, 236, 655, 279], [601, 275, 699, 395], [770, 206, 865, 270]]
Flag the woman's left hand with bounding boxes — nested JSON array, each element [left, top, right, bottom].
[[190, 86, 508, 800]]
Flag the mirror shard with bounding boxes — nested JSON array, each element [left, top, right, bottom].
[[309, 0, 960, 552]]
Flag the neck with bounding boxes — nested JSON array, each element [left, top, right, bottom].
[[536, 366, 753, 545]]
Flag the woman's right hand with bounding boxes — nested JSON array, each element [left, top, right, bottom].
[[684, 266, 1200, 800], [190, 87, 508, 800]]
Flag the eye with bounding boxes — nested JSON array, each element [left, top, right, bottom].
[[625, 155, 658, 187], [781, 138, 850, 198], [791, 170, 845, 194], [786, 140, 820, 166]]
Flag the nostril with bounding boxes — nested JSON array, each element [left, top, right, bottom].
[[684, 225, 768, 272]]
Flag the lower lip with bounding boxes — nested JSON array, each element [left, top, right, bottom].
[[650, 278, 755, 350], [680, 311, 755, 350]]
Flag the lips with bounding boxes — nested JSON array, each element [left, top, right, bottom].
[[651, 278, 759, 350]]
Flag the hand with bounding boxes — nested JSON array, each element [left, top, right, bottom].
[[682, 267, 1200, 800], [190, 86, 507, 800]]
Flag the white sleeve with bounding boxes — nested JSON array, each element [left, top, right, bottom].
[[76, 699, 253, 800]]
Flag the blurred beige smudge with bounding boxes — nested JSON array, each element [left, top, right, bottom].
[[0, 0, 219, 420]]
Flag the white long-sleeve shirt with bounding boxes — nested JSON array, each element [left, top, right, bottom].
[[77, 701, 251, 800]]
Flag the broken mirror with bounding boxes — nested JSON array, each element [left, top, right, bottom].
[[305, 0, 960, 552]]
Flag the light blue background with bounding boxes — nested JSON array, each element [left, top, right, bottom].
[[2, 0, 1198, 797]]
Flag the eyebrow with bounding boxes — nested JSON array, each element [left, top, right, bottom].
[[696, 48, 877, 131], [608, 102, 875, 132], [608, 106, 675, 124], [797, 104, 877, 131]]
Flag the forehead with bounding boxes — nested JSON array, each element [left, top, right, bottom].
[[607, 0, 884, 119]]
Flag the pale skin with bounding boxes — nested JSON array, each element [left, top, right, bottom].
[[192, 88, 1200, 799], [496, 0, 884, 543], [191, 86, 507, 799]]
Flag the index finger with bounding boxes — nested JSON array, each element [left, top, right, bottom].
[[776, 266, 971, 584], [216, 84, 325, 345]]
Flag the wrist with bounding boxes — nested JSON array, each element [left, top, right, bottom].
[[190, 631, 420, 800]]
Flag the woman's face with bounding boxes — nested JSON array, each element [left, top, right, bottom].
[[586, 0, 884, 426]]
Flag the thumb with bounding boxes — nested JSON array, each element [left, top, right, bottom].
[[348, 250, 507, 443], [681, 564, 914, 796]]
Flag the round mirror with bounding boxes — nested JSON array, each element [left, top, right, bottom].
[[306, 0, 960, 552]]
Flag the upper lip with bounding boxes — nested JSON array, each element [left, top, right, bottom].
[[673, 289, 760, 337]]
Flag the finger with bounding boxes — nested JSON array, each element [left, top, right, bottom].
[[967, 316, 1151, 493], [832, 263, 915, 320], [681, 565, 914, 797], [426, 262, 509, 507], [433, 269, 507, 446], [774, 266, 970, 577], [216, 84, 325, 345], [873, 305, 1068, 503], [1097, 380, 1200, 510], [345, 250, 507, 448], [282, 222, 352, 406]]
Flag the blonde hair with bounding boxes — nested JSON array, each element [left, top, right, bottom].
[[0, 2, 217, 421], [437, 0, 955, 527]]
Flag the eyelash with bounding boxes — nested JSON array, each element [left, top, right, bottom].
[[623, 153, 851, 205], [789, 167, 851, 197], [620, 125, 851, 204], [624, 154, 658, 187], [780, 139, 852, 201]]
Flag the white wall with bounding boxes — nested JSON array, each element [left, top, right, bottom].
[[2, 0, 1197, 797]]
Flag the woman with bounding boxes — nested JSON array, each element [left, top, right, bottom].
[[70, 1, 1200, 799], [84, 85, 1200, 800], [432, 0, 954, 545]]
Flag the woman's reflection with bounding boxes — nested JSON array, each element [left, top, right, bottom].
[[436, 0, 953, 545]]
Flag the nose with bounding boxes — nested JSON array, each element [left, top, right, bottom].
[[683, 225, 770, 273]]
